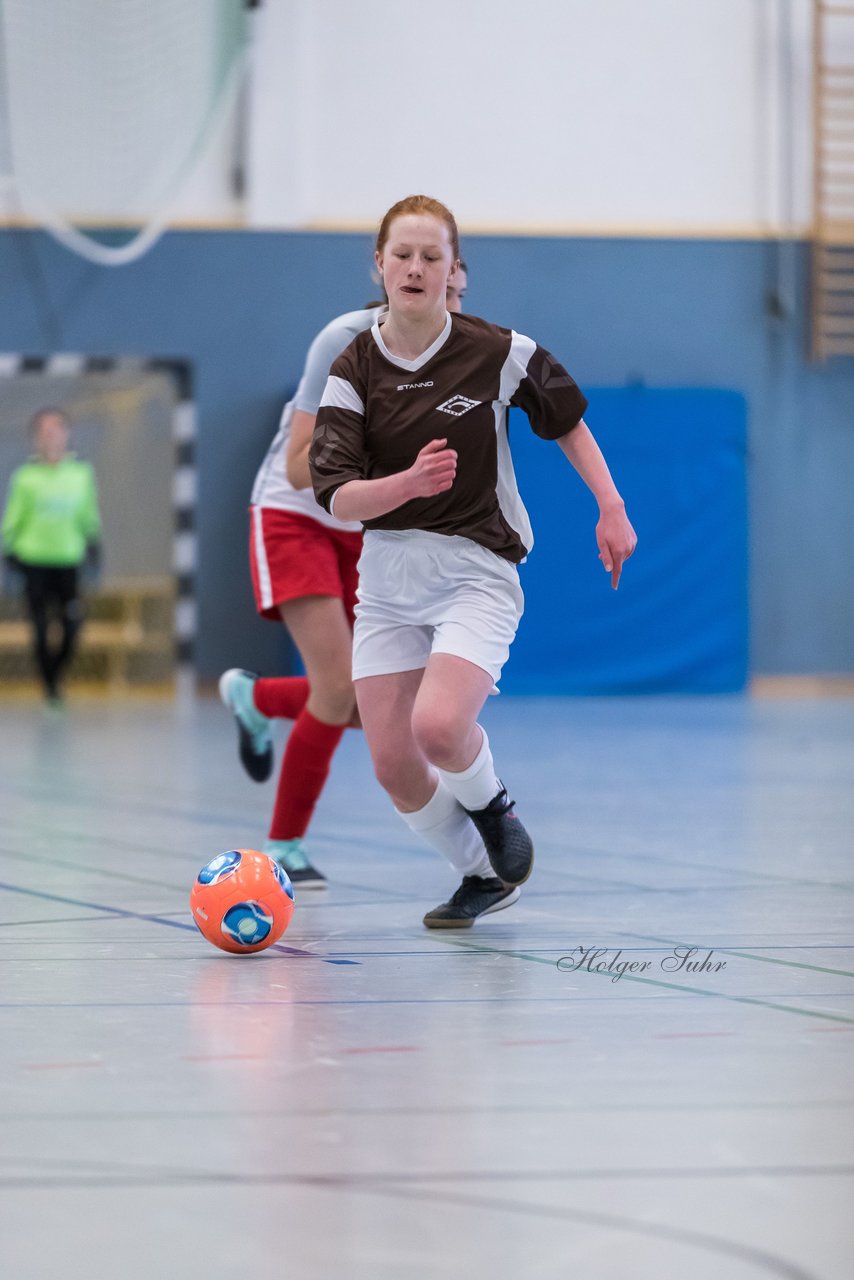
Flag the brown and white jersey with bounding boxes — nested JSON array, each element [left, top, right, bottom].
[[309, 311, 588, 563]]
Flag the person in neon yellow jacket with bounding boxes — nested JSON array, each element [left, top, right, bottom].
[[2, 408, 102, 702]]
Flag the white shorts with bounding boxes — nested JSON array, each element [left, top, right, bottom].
[[352, 529, 524, 684]]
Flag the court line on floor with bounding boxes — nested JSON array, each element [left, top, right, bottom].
[[11, 840, 831, 912], [8, 816, 850, 902], [1, 923, 850, 1000], [549, 841, 854, 895], [0, 845, 187, 892], [0, 914, 121, 928], [0, 842, 435, 905], [0, 880, 359, 965], [3, 1098, 854, 1123], [436, 937, 854, 1026], [626, 932, 854, 981], [276, 942, 854, 960], [333, 1181, 819, 1280], [2, 993, 851, 1010], [3, 824, 226, 863], [9, 1013, 854, 1068], [318, 825, 854, 894], [0, 1165, 823, 1279], [0, 838, 415, 903], [9, 789, 401, 851], [0, 884, 845, 1004], [2, 1161, 853, 1187], [25, 798, 852, 899]]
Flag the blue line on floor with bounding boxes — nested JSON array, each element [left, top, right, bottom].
[[0, 880, 359, 965]]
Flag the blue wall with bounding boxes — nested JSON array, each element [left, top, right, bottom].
[[0, 227, 852, 683], [504, 391, 748, 694]]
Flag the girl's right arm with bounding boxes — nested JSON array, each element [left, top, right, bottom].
[[1, 471, 24, 553], [329, 439, 457, 523]]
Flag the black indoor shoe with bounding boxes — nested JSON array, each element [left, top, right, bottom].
[[422, 875, 520, 929], [464, 788, 534, 886]]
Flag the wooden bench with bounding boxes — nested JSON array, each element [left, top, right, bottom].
[[0, 576, 175, 691]]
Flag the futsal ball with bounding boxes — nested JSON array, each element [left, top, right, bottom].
[[190, 849, 295, 954]]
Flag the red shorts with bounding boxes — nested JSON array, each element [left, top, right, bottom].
[[249, 507, 363, 624]]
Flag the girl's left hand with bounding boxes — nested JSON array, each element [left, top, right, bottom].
[[596, 503, 637, 589]]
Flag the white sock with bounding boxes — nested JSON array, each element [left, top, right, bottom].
[[436, 727, 502, 813], [396, 779, 492, 877]]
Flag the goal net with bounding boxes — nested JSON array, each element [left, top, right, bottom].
[[0, 0, 249, 264]]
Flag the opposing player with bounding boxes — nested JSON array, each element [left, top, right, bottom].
[[309, 195, 636, 927], [220, 263, 468, 889]]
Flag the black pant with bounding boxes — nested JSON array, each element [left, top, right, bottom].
[[20, 564, 83, 697]]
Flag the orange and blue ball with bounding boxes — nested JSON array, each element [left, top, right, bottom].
[[190, 849, 294, 954]]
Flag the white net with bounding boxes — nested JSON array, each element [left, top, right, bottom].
[[0, 0, 249, 264]]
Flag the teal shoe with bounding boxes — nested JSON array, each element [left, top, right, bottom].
[[218, 668, 273, 782], [263, 838, 327, 890]]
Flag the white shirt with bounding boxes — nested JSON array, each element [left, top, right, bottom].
[[250, 307, 382, 531]]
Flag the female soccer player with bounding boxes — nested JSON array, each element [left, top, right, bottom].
[[2, 408, 101, 703], [219, 264, 468, 889], [309, 195, 636, 927]]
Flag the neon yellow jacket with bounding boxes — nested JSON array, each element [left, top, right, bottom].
[[2, 456, 101, 567]]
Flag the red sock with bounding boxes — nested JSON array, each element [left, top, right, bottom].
[[253, 676, 310, 720], [268, 709, 346, 840]]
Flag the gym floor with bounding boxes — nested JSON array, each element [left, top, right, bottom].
[[1, 692, 852, 1280]]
